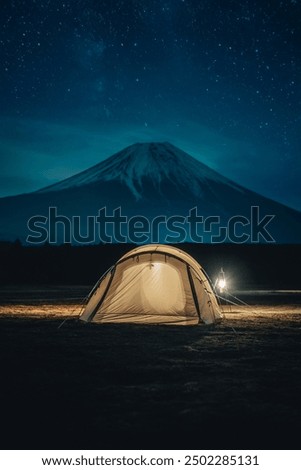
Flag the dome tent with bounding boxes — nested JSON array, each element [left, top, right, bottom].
[[80, 244, 223, 326]]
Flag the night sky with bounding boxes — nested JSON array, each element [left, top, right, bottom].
[[1, 0, 300, 210]]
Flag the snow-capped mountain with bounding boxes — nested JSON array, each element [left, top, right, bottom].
[[38, 142, 242, 200], [0, 142, 300, 243]]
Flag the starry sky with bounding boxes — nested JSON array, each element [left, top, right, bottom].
[[1, 0, 300, 210]]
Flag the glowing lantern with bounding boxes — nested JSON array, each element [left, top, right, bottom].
[[216, 268, 226, 293]]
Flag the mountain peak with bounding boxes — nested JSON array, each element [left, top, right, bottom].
[[2, 142, 301, 244], [38, 141, 242, 199]]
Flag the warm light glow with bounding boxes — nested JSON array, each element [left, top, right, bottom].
[[216, 268, 227, 293], [141, 262, 186, 312]]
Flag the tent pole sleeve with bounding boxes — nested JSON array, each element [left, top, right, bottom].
[[86, 265, 114, 301], [86, 266, 116, 322], [187, 264, 201, 321]]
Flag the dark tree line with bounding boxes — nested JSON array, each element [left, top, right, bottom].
[[0, 241, 300, 289]]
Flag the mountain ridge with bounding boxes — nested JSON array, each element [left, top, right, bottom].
[[0, 141, 300, 243], [37, 142, 244, 200]]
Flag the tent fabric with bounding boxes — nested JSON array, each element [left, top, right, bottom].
[[80, 244, 223, 325]]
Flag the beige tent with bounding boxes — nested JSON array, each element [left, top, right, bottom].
[[80, 244, 222, 325]]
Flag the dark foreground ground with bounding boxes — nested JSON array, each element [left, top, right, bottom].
[[0, 289, 300, 450]]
